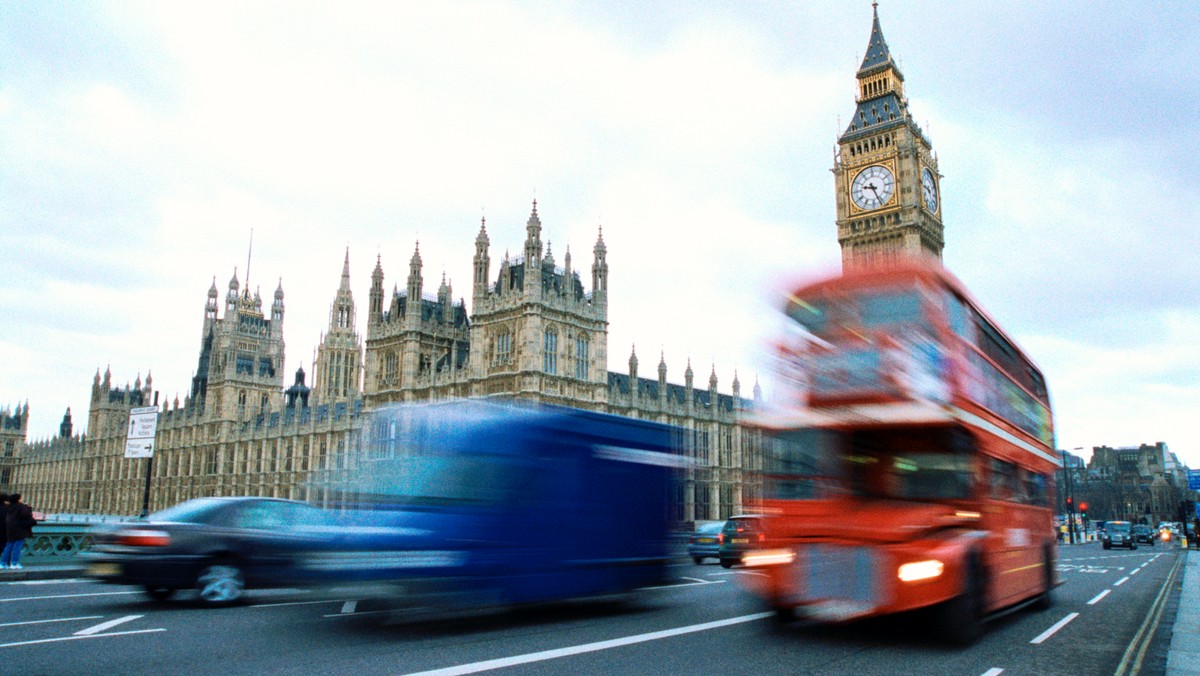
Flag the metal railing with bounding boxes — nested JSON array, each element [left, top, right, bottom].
[[7, 515, 138, 566]]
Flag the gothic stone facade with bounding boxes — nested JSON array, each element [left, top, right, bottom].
[[14, 202, 760, 525]]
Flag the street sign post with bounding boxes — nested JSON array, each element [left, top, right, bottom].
[[124, 406, 159, 459], [125, 404, 160, 517]]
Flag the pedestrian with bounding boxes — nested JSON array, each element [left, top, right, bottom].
[[0, 494, 8, 563], [1, 492, 38, 570]]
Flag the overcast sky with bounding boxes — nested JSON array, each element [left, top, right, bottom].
[[2, 2, 1197, 465]]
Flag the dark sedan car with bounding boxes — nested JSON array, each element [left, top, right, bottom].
[[687, 522, 724, 564], [1133, 525, 1156, 545], [85, 497, 335, 605], [718, 515, 764, 568]]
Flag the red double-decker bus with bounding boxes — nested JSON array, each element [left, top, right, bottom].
[[742, 259, 1058, 644]]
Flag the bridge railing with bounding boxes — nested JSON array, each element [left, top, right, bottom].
[[12, 515, 139, 566]]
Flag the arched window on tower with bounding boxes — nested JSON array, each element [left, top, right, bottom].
[[544, 329, 558, 374], [575, 334, 589, 380]]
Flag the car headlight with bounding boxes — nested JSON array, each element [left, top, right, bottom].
[[897, 559, 944, 582]]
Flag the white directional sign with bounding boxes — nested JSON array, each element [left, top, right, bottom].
[[124, 405, 159, 459]]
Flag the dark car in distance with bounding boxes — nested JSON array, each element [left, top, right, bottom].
[[84, 497, 336, 605], [718, 515, 765, 568], [687, 522, 724, 564], [1102, 520, 1137, 550], [1133, 525, 1156, 545]]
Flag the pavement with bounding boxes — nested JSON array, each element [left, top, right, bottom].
[[1169, 548, 1200, 674], [5, 548, 1200, 671]]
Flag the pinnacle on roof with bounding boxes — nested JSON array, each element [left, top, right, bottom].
[[340, 248, 351, 287], [858, 2, 896, 75]]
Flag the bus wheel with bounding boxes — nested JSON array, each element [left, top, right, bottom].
[[937, 558, 984, 646], [1033, 545, 1055, 611]]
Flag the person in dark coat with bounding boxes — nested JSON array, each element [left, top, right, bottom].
[[0, 494, 8, 557], [2, 493, 37, 569]]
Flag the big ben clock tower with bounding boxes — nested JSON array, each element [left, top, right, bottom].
[[834, 4, 943, 269]]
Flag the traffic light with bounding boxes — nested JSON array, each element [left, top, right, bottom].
[[1080, 502, 1089, 520], [1066, 497, 1073, 510]]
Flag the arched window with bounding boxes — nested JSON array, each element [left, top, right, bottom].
[[544, 329, 558, 374], [575, 335, 589, 380]]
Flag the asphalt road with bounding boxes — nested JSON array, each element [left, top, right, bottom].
[[0, 542, 1183, 675]]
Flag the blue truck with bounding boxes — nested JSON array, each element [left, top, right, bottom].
[[299, 400, 685, 610]]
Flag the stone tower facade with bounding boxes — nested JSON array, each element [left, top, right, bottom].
[[190, 271, 286, 421], [313, 250, 363, 405], [466, 202, 609, 406], [834, 4, 944, 269], [0, 403, 29, 491]]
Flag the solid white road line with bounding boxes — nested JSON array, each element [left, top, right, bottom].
[[1087, 590, 1111, 605], [1030, 612, 1079, 644], [251, 600, 338, 609], [75, 615, 142, 636], [0, 628, 166, 649], [0, 616, 102, 628], [0, 590, 141, 603], [639, 579, 727, 590], [404, 612, 775, 676]]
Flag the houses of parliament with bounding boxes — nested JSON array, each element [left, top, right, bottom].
[[0, 7, 943, 525]]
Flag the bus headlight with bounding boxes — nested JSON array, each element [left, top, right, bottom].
[[743, 549, 796, 567], [897, 559, 944, 582]]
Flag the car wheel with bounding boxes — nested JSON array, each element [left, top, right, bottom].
[[1103, 543, 1110, 550], [144, 586, 176, 602], [196, 562, 245, 606], [720, 559, 733, 569], [692, 557, 705, 565], [1131, 543, 1138, 550]]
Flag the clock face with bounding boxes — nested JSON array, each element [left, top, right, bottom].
[[850, 165, 895, 210], [922, 167, 938, 213]]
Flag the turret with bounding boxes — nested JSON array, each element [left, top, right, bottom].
[[59, 407, 73, 438], [369, 254, 384, 326], [226, 269, 239, 313], [524, 200, 543, 270], [473, 217, 490, 303], [439, 273, 451, 324], [629, 345, 639, 398], [592, 227, 608, 307], [205, 277, 218, 323], [272, 279, 285, 322], [407, 242, 423, 308], [658, 352, 668, 405], [562, 247, 572, 297], [684, 359, 694, 413]]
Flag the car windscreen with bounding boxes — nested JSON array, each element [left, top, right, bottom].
[[1108, 523, 1131, 533]]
